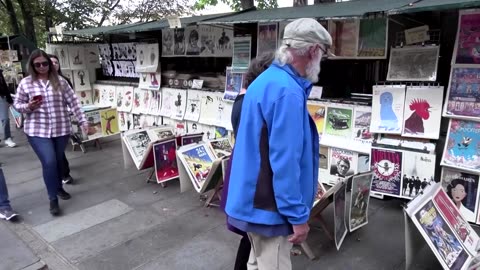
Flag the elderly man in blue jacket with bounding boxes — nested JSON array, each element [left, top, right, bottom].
[[225, 18, 332, 270]]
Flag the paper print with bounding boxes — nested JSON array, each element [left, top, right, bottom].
[[185, 26, 201, 56], [85, 44, 100, 67], [100, 108, 119, 136], [73, 69, 91, 91], [371, 147, 402, 197], [329, 19, 359, 58], [122, 86, 134, 112], [77, 90, 93, 106], [118, 111, 129, 131], [441, 167, 480, 223], [99, 85, 117, 108], [214, 26, 233, 57], [136, 43, 159, 72], [153, 139, 179, 183], [357, 18, 387, 58], [51, 46, 70, 69], [325, 106, 353, 139], [352, 107, 373, 146], [162, 28, 174, 56], [125, 130, 152, 164], [329, 148, 356, 181], [159, 88, 176, 117], [178, 144, 216, 190], [148, 90, 162, 116], [112, 43, 136, 60], [184, 90, 202, 122], [454, 10, 480, 64], [232, 37, 251, 72], [174, 28, 186, 55], [138, 72, 161, 90], [92, 85, 100, 105], [199, 92, 222, 126], [257, 23, 278, 55], [357, 153, 370, 173], [442, 119, 480, 172], [171, 89, 187, 120], [387, 46, 439, 81], [131, 88, 144, 114], [101, 60, 114, 77], [334, 183, 347, 251], [68, 45, 86, 70], [181, 133, 203, 146], [114, 60, 138, 78], [209, 138, 232, 158], [307, 102, 326, 136], [141, 90, 152, 114], [402, 86, 443, 139], [224, 67, 244, 102], [349, 172, 373, 232], [444, 66, 480, 120], [313, 180, 327, 206], [371, 85, 406, 134], [149, 126, 175, 142], [84, 110, 103, 140], [98, 44, 111, 60], [401, 151, 436, 199]]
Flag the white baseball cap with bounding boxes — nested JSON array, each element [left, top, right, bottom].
[[283, 18, 333, 47]]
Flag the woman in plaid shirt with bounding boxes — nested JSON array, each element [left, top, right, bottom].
[[14, 49, 88, 216]]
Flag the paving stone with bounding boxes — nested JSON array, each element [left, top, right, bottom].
[[0, 222, 40, 270]]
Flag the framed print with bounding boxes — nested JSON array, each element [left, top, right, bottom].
[[387, 46, 439, 81]]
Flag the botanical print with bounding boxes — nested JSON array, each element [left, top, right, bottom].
[[454, 10, 480, 64], [116, 87, 124, 109], [352, 107, 373, 145], [334, 183, 347, 251], [185, 26, 201, 56], [138, 72, 161, 90], [162, 28, 174, 56], [178, 144, 216, 191], [148, 90, 162, 116], [184, 89, 202, 122], [401, 151, 436, 199], [257, 23, 278, 55], [349, 172, 373, 232], [118, 111, 130, 131], [387, 46, 439, 81], [141, 90, 152, 114], [136, 43, 159, 72], [67, 45, 86, 70], [92, 85, 101, 105], [153, 139, 179, 183], [357, 18, 387, 58], [73, 69, 91, 91], [131, 88, 145, 114], [325, 107, 353, 138], [122, 86, 134, 113], [84, 110, 103, 140], [77, 90, 93, 107], [402, 86, 443, 139], [444, 66, 480, 120], [232, 37, 251, 71], [100, 108, 119, 136], [171, 89, 187, 121], [307, 102, 326, 136], [224, 67, 244, 102], [329, 19, 359, 58], [442, 119, 480, 172], [371, 147, 402, 197], [371, 85, 406, 134], [174, 28, 186, 56], [99, 85, 117, 108], [159, 88, 176, 117]]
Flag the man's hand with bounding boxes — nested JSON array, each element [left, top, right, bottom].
[[288, 223, 310, 244]]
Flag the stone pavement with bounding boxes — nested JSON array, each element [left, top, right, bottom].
[[1, 125, 448, 270]]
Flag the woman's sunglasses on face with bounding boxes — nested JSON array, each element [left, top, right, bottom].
[[34, 62, 49, 68]]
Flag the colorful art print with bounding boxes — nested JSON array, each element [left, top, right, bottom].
[[174, 28, 186, 56], [138, 72, 161, 90], [148, 90, 162, 116], [99, 108, 119, 136], [334, 183, 347, 251], [442, 119, 480, 172], [319, 146, 329, 171], [77, 90, 93, 107], [370, 85, 406, 134], [357, 153, 370, 174], [454, 10, 480, 64], [402, 86, 443, 139], [232, 37, 252, 72], [118, 111, 130, 131], [257, 23, 278, 55], [330, 148, 356, 179], [84, 110, 103, 140], [357, 18, 388, 58], [413, 200, 469, 270], [224, 67, 244, 102], [184, 90, 202, 122], [210, 138, 232, 158], [136, 43, 159, 72], [178, 144, 216, 189], [131, 88, 144, 114], [67, 45, 86, 70], [444, 66, 480, 119], [324, 107, 353, 138], [328, 19, 359, 58], [73, 69, 91, 91], [185, 26, 201, 56], [99, 85, 117, 108], [433, 187, 480, 255], [401, 151, 436, 199], [153, 139, 179, 183], [162, 28, 174, 56], [349, 172, 373, 232], [171, 89, 187, 120], [386, 46, 439, 81], [441, 167, 480, 223], [307, 102, 326, 136], [371, 148, 402, 196], [352, 107, 373, 144]]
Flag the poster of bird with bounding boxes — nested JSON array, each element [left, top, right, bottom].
[[442, 119, 480, 173], [370, 85, 406, 134]]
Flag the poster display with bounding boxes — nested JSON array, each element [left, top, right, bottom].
[[257, 23, 278, 55], [357, 18, 388, 58], [444, 66, 480, 120], [370, 85, 406, 134], [442, 119, 480, 173], [454, 9, 480, 64], [387, 46, 439, 81], [371, 147, 403, 197]]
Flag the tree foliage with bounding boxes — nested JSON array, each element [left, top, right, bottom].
[[194, 0, 278, 12]]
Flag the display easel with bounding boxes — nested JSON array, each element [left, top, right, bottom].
[[145, 168, 169, 188]]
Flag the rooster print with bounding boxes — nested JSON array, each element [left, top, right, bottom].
[[404, 99, 431, 134]]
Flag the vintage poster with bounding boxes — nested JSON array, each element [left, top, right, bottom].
[[413, 200, 470, 270], [387, 46, 439, 81], [131, 88, 145, 114], [77, 90, 93, 107], [100, 108, 119, 136], [371, 147, 402, 197], [329, 148, 357, 186], [73, 69, 91, 91], [232, 37, 251, 72], [257, 23, 278, 55], [401, 151, 436, 199], [84, 110, 103, 140], [352, 107, 373, 146], [122, 86, 134, 113], [357, 18, 388, 58], [402, 86, 444, 139], [199, 91, 222, 126], [442, 119, 480, 172], [370, 85, 406, 134], [441, 167, 480, 223], [136, 43, 159, 72], [67, 45, 86, 70], [174, 28, 186, 56], [171, 89, 187, 121], [454, 10, 480, 64], [444, 66, 480, 120], [334, 183, 347, 251], [329, 19, 359, 58], [148, 90, 162, 116], [433, 187, 480, 255], [224, 67, 244, 102], [357, 153, 370, 173], [138, 72, 161, 90], [197, 25, 216, 57], [118, 112, 130, 131], [212, 26, 233, 57], [162, 28, 174, 56], [153, 139, 179, 183], [177, 144, 216, 191], [99, 85, 117, 108], [184, 89, 202, 122], [159, 88, 176, 118], [349, 172, 373, 232], [185, 26, 201, 56], [124, 130, 152, 165], [324, 107, 353, 139], [209, 138, 232, 158], [307, 102, 326, 137]]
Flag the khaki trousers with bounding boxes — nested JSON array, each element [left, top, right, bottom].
[[247, 232, 293, 270]]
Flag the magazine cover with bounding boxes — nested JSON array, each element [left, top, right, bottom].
[[324, 107, 353, 139], [454, 10, 480, 64], [402, 86, 443, 139], [177, 144, 216, 192], [352, 107, 373, 146], [329, 19, 359, 58], [357, 18, 388, 58], [100, 108, 119, 136], [441, 167, 480, 223], [257, 23, 278, 55], [401, 151, 436, 199], [387, 46, 439, 81], [443, 66, 480, 120], [371, 147, 402, 197], [442, 119, 480, 172], [307, 102, 326, 137], [349, 172, 373, 232], [334, 182, 347, 251], [329, 148, 357, 186], [433, 187, 480, 255], [209, 138, 232, 158], [370, 85, 406, 134], [413, 200, 470, 270], [223, 67, 244, 102], [153, 139, 179, 183], [184, 90, 202, 122]]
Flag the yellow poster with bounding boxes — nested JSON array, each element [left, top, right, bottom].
[[307, 103, 326, 135], [100, 108, 119, 136]]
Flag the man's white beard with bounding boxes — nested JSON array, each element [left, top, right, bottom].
[[305, 53, 322, 83]]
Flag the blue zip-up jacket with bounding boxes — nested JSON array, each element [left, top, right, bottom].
[[225, 62, 320, 226]]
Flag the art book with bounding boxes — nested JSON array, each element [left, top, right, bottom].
[[138, 72, 161, 90], [349, 172, 373, 232], [371, 147, 402, 197], [100, 108, 119, 136], [357, 18, 388, 59], [329, 148, 357, 186], [402, 86, 443, 139], [257, 23, 278, 55], [328, 19, 359, 58], [140, 89, 152, 114], [454, 9, 480, 64], [401, 151, 436, 199], [441, 167, 480, 224], [136, 43, 159, 72], [307, 102, 326, 137], [443, 66, 480, 120], [73, 69, 91, 91], [370, 85, 406, 134], [153, 138, 179, 184], [224, 67, 244, 102], [184, 90, 202, 122], [442, 119, 480, 173], [209, 138, 233, 158], [386, 46, 440, 81], [185, 26, 201, 56], [334, 182, 347, 251]]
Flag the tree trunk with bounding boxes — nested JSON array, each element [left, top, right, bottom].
[[293, 0, 307, 6], [44, 0, 53, 32], [240, 0, 254, 10], [4, 0, 20, 34], [17, 0, 37, 45]]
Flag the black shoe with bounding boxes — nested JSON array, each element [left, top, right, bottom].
[[62, 175, 74, 185], [50, 200, 60, 216], [57, 189, 71, 200]]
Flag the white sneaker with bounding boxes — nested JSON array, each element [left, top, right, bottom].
[[4, 138, 16, 148]]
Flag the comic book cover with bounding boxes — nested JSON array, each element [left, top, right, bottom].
[[329, 148, 357, 185], [371, 85, 406, 134], [334, 183, 347, 251], [440, 167, 480, 223], [371, 147, 402, 197], [444, 66, 480, 120], [401, 151, 436, 199], [177, 144, 216, 191], [454, 10, 480, 64], [349, 172, 373, 232], [442, 119, 480, 172], [153, 139, 179, 183], [307, 102, 326, 137]]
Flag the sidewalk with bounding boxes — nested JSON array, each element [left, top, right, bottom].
[[1, 124, 444, 270]]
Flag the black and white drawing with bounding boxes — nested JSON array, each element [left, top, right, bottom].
[[387, 46, 440, 81], [136, 43, 159, 72], [68, 45, 86, 70], [73, 69, 91, 91], [162, 29, 175, 56], [174, 28, 186, 55], [184, 89, 202, 122]]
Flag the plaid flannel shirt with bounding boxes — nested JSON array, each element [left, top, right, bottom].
[[14, 76, 86, 138]]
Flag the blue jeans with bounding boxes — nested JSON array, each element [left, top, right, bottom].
[[0, 97, 11, 140], [0, 166, 12, 211], [27, 135, 69, 201]]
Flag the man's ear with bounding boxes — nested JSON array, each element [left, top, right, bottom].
[[308, 46, 317, 60]]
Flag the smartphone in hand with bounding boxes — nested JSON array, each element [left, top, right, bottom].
[[32, 95, 43, 103]]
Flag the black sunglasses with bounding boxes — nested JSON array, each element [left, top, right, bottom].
[[33, 61, 49, 68]]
